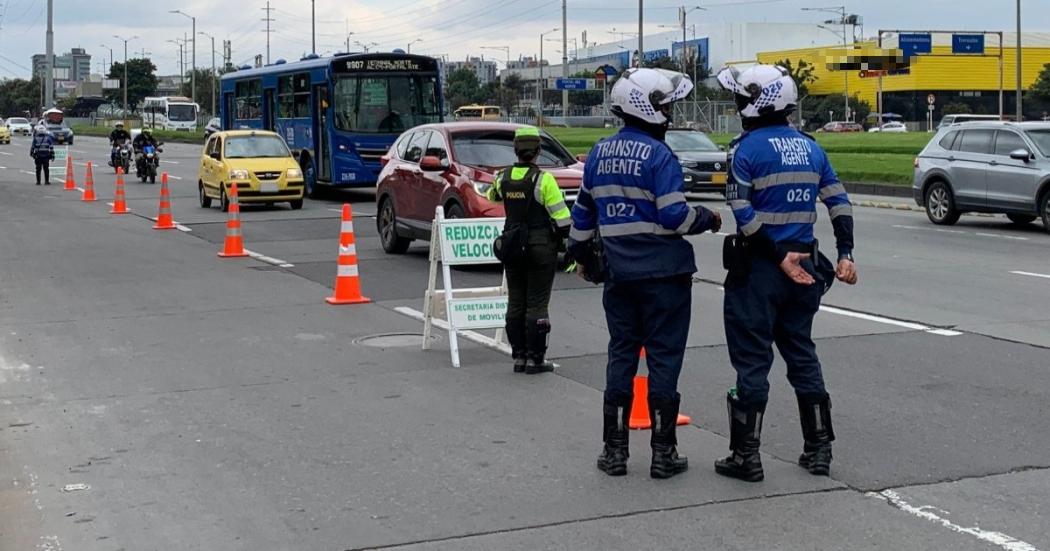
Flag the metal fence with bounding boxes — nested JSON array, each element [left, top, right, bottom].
[[672, 100, 741, 134]]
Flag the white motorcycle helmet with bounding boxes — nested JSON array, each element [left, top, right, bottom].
[[610, 68, 694, 126], [717, 64, 798, 121]]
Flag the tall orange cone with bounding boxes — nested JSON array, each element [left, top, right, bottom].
[[153, 172, 176, 230], [63, 154, 76, 191], [628, 347, 693, 430], [218, 183, 248, 257], [80, 161, 97, 202], [326, 203, 370, 305], [110, 167, 128, 214]]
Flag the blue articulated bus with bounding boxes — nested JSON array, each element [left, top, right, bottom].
[[220, 52, 443, 195]]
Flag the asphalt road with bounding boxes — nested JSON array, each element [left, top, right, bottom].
[[1, 134, 1048, 550]]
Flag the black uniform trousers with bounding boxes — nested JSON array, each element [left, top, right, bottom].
[[504, 240, 558, 323], [603, 274, 692, 403], [34, 158, 50, 184], [724, 255, 827, 408]]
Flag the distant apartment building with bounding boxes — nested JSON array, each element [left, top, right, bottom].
[[443, 57, 500, 86], [32, 48, 93, 99]]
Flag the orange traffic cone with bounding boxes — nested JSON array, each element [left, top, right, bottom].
[[81, 161, 97, 202], [218, 183, 248, 258], [63, 154, 76, 191], [326, 203, 370, 305], [110, 167, 128, 214], [153, 172, 176, 230], [628, 347, 693, 430]]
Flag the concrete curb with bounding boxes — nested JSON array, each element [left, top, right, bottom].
[[850, 198, 998, 217]]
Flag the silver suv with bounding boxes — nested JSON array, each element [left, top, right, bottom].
[[913, 122, 1050, 231]]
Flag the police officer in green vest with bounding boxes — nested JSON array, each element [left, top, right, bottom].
[[487, 126, 572, 374]]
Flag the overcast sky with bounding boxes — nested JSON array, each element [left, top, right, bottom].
[[0, 0, 1045, 79]]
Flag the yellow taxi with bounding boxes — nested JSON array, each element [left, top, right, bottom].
[[198, 130, 305, 211], [0, 122, 11, 144]]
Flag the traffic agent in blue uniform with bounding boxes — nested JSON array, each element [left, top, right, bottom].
[[714, 64, 858, 482], [568, 68, 722, 479]]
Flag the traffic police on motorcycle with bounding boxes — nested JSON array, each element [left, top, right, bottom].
[[568, 68, 722, 479], [714, 64, 858, 482], [487, 126, 572, 374]]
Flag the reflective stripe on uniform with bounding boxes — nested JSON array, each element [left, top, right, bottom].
[[340, 243, 357, 256], [589, 184, 655, 202], [739, 218, 762, 236], [819, 183, 847, 200], [675, 206, 697, 234], [337, 264, 360, 277], [547, 200, 569, 216], [755, 211, 818, 225], [829, 204, 854, 219], [554, 216, 571, 228], [600, 221, 676, 237], [728, 199, 750, 210], [569, 227, 595, 241], [655, 191, 686, 210], [751, 171, 820, 190]]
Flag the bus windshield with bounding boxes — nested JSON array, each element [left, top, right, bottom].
[[332, 74, 441, 134], [169, 104, 197, 122]]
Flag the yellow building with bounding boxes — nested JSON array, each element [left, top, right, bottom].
[[756, 32, 1050, 123]]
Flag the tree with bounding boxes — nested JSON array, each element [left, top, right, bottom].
[[445, 68, 482, 110], [942, 101, 973, 115], [180, 68, 220, 115], [0, 78, 42, 116], [105, 58, 159, 111], [1027, 62, 1050, 116], [775, 58, 818, 97], [498, 73, 525, 114], [801, 94, 872, 129]]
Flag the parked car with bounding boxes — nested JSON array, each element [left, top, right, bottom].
[[375, 122, 583, 254], [5, 117, 32, 135], [819, 121, 863, 133], [913, 121, 1050, 231], [0, 122, 10, 144], [868, 121, 908, 133], [204, 117, 221, 138], [198, 130, 306, 212], [936, 114, 1001, 129], [664, 128, 728, 193]]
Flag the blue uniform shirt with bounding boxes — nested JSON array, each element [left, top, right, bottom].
[[727, 125, 854, 257], [568, 126, 715, 282]]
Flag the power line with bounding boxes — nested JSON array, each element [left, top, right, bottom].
[[355, 0, 522, 44]]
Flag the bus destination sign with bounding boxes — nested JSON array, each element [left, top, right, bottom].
[[335, 58, 436, 73]]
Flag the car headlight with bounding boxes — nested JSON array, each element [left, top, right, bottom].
[[472, 180, 493, 197], [229, 169, 249, 180], [286, 167, 303, 179]]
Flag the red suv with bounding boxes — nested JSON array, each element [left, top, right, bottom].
[[376, 122, 583, 253]]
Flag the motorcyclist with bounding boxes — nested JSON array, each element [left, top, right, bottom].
[[109, 123, 131, 167], [133, 128, 160, 174]]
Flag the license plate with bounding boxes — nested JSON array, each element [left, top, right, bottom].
[[711, 173, 728, 184], [261, 181, 278, 194]]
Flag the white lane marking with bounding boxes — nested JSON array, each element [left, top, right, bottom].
[[872, 490, 1040, 551], [0, 166, 6, 169], [0, 150, 12, 155], [394, 306, 513, 356], [166, 174, 183, 180], [893, 224, 966, 235], [161, 160, 179, 164], [20, 170, 35, 175], [175, 224, 192, 232], [243, 249, 294, 268], [976, 232, 1028, 241], [894, 224, 1029, 241], [1010, 270, 1050, 280], [818, 305, 963, 337]]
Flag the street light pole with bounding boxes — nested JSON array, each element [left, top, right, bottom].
[[200, 32, 217, 117], [1016, 0, 1023, 120], [679, 6, 705, 77], [638, 0, 644, 67], [312, 0, 316, 55], [538, 28, 559, 125], [114, 35, 137, 125], [562, 0, 568, 118], [408, 39, 423, 54], [100, 45, 113, 73], [805, 6, 853, 121], [44, 0, 53, 109], [171, 11, 197, 105]]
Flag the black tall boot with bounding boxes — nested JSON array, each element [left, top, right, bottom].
[[797, 393, 835, 476], [649, 394, 689, 479], [714, 392, 765, 482], [506, 318, 527, 373], [525, 318, 554, 374], [596, 395, 631, 476]]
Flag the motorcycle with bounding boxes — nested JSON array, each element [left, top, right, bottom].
[[111, 141, 132, 175], [136, 143, 163, 184]]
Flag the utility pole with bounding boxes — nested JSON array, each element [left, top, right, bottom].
[[200, 31, 217, 117], [114, 35, 137, 125], [679, 6, 704, 77], [637, 0, 643, 68], [1012, 0, 1020, 120], [311, 0, 316, 55], [538, 28, 559, 125], [262, 1, 275, 65], [223, 40, 232, 71], [44, 0, 53, 109], [172, 10, 197, 104], [804, 6, 853, 121], [562, 0, 568, 118], [345, 19, 354, 53]]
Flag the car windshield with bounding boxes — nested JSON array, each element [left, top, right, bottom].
[[1026, 130, 1050, 156], [451, 129, 576, 169], [9, 118, 28, 124], [224, 136, 291, 159], [665, 131, 719, 152]]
